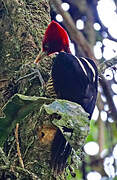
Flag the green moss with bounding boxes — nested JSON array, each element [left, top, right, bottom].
[[0, 0, 51, 111], [0, 94, 89, 179], [43, 100, 89, 151]]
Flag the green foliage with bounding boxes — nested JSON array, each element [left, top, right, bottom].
[[0, 94, 89, 153], [0, 94, 53, 146], [86, 119, 98, 142], [66, 167, 82, 180], [0, 93, 90, 179]]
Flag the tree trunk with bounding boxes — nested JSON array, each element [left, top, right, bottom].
[[0, 1, 90, 179], [0, 0, 51, 111]]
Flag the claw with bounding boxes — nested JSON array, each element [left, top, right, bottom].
[[31, 68, 45, 88], [16, 65, 45, 88]]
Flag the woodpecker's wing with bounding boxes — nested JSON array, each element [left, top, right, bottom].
[[46, 52, 98, 175], [52, 52, 98, 117], [79, 57, 98, 118], [45, 70, 72, 175]]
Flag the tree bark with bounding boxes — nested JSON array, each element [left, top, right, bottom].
[[0, 1, 90, 179], [0, 0, 51, 111]]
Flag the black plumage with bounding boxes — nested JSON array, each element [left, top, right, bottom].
[[52, 52, 98, 117], [46, 52, 98, 175]]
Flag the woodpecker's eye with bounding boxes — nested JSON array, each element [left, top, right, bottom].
[[43, 43, 49, 51]]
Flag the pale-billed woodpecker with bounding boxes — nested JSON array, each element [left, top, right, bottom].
[[34, 20, 98, 175]]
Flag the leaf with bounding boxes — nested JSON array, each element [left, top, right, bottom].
[[86, 119, 98, 142], [0, 94, 89, 152], [0, 94, 53, 146]]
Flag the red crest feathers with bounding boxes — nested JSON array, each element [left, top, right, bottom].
[[42, 20, 71, 55]]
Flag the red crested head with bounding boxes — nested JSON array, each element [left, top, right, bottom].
[[34, 21, 71, 63], [42, 20, 71, 55]]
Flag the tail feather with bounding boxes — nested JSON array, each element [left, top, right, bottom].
[[51, 128, 72, 175], [56, 142, 71, 174]]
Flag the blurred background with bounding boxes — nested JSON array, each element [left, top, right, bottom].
[[49, 0, 117, 179]]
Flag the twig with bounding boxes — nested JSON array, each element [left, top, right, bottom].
[[1, 0, 9, 15], [99, 57, 117, 73], [8, 140, 16, 158], [15, 123, 24, 169], [0, 147, 10, 166], [15, 166, 39, 180], [0, 165, 39, 180]]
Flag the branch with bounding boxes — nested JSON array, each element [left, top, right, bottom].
[[97, 93, 105, 153], [50, 0, 96, 63], [99, 57, 117, 73], [99, 74, 117, 121], [66, 0, 87, 13]]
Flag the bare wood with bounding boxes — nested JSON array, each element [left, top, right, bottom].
[[15, 123, 24, 169], [97, 93, 105, 153], [99, 74, 117, 121]]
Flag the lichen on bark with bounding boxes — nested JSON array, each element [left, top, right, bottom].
[[0, 94, 89, 179], [0, 0, 51, 110], [0, 0, 90, 179]]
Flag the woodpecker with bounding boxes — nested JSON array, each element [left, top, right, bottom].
[[34, 20, 98, 175]]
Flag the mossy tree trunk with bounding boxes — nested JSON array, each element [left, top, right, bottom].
[[0, 0, 53, 179], [0, 1, 90, 179], [0, 0, 51, 111]]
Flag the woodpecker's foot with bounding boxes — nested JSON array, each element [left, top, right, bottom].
[[30, 68, 45, 88], [16, 65, 45, 88]]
